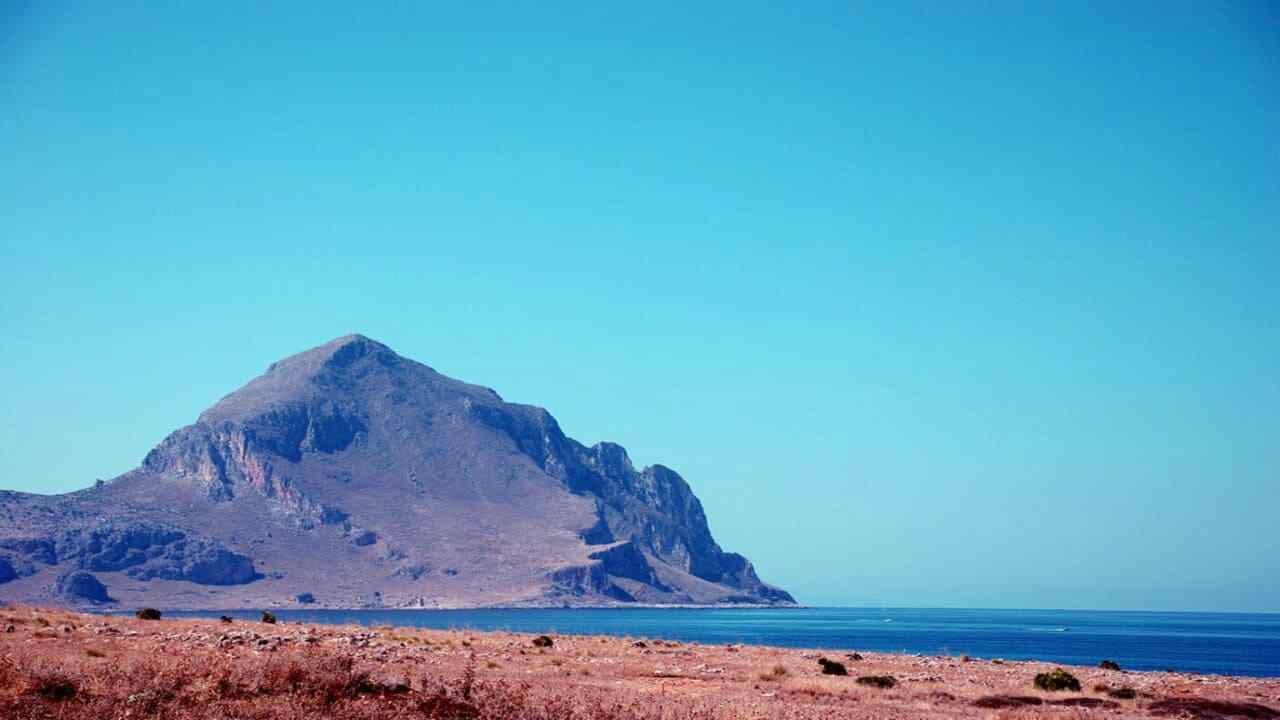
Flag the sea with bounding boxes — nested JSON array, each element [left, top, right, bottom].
[[169, 607, 1280, 678]]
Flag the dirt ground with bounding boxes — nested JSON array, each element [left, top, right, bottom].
[[2, 605, 1277, 719]]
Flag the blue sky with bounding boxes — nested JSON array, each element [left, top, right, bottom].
[[2, 1, 1277, 612]]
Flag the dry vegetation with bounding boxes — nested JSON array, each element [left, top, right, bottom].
[[1, 606, 1277, 719]]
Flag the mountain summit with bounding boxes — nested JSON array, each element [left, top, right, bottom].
[[0, 336, 793, 608]]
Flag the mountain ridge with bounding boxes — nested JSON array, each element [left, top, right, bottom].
[[0, 335, 794, 609]]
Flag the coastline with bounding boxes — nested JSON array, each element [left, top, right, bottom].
[[3, 605, 1277, 719], [147, 604, 1278, 678]]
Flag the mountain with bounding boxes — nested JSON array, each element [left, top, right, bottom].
[[0, 335, 793, 609]]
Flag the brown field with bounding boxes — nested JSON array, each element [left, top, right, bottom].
[[1, 606, 1276, 719]]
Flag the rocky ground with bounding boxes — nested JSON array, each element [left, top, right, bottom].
[[1, 605, 1277, 719]]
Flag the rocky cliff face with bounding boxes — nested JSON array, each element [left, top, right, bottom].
[[0, 335, 793, 609]]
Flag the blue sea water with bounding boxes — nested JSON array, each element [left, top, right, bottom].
[[171, 607, 1280, 678]]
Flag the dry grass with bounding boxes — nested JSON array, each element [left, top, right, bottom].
[[759, 664, 790, 681], [0, 644, 734, 720], [1, 605, 1277, 720]]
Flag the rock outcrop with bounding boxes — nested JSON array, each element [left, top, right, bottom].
[[57, 571, 112, 603], [59, 524, 257, 585], [0, 335, 793, 609], [0, 524, 259, 590]]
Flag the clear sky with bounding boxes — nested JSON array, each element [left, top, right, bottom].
[[2, 1, 1277, 612]]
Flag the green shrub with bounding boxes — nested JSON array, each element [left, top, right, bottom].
[[1100, 681, 1141, 696], [818, 658, 847, 676], [32, 673, 77, 702], [758, 664, 788, 681], [135, 608, 161, 621], [1098, 659, 1122, 671], [856, 675, 896, 689], [1033, 669, 1081, 692], [1107, 687, 1137, 699]]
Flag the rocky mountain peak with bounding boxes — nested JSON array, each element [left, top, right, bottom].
[[198, 334, 407, 425], [277, 333, 400, 375], [0, 335, 794, 609]]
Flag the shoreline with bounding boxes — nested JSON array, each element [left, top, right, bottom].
[[82, 600, 1279, 616], [3, 605, 1277, 718], [147, 604, 1278, 679]]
